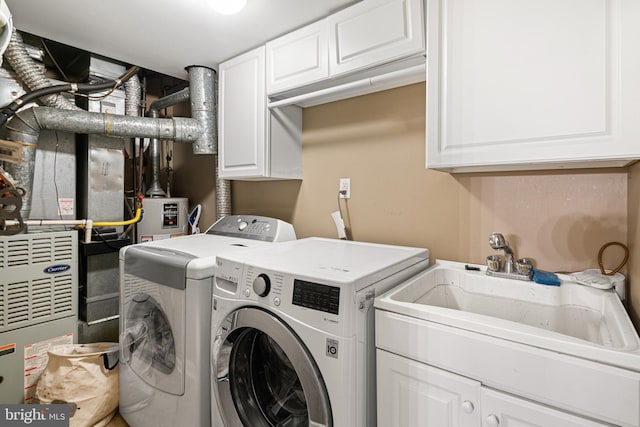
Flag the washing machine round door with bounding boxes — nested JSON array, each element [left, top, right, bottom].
[[213, 307, 332, 427]]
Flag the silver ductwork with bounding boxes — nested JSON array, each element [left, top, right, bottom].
[[124, 73, 141, 117], [147, 87, 190, 197], [4, 68, 210, 219], [2, 31, 228, 221], [143, 68, 231, 220], [187, 66, 216, 155], [6, 107, 202, 141], [4, 29, 79, 111], [215, 155, 231, 220]]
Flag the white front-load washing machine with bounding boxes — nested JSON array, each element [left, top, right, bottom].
[[119, 215, 296, 427], [211, 237, 429, 427]]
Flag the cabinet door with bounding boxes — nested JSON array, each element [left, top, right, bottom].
[[328, 0, 424, 77], [481, 388, 610, 427], [377, 349, 480, 427], [218, 46, 267, 178], [426, 0, 640, 172], [266, 20, 329, 95]]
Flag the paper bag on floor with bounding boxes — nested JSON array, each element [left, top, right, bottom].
[[36, 343, 119, 427]]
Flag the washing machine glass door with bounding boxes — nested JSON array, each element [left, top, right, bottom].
[[213, 308, 332, 427], [122, 286, 185, 395]]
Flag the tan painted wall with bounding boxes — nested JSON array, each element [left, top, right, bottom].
[[233, 83, 628, 275], [171, 81, 634, 320]]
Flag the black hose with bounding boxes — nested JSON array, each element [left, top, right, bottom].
[[0, 66, 140, 128]]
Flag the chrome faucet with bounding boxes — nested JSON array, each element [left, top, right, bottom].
[[487, 232, 532, 280], [489, 232, 515, 274]]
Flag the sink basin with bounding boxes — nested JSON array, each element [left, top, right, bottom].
[[375, 260, 640, 371], [415, 271, 623, 347]]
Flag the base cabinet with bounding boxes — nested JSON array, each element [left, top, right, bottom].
[[377, 349, 479, 427], [377, 350, 609, 427]]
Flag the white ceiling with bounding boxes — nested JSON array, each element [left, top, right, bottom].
[[5, 0, 359, 79]]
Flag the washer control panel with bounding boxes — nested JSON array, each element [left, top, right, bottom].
[[242, 265, 341, 316], [215, 255, 346, 335], [245, 266, 283, 303], [291, 279, 340, 315]]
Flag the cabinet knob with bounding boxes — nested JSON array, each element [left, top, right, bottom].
[[461, 400, 475, 413], [486, 414, 500, 427]]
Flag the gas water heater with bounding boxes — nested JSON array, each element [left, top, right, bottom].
[[136, 197, 189, 242]]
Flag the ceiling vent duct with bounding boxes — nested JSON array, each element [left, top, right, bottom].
[[0, 0, 12, 65]]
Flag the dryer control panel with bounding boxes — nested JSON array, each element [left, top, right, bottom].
[[206, 215, 296, 242]]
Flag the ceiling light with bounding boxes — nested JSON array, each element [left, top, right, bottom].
[[208, 0, 247, 15]]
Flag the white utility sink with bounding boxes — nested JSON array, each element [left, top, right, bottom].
[[376, 260, 640, 371], [375, 260, 640, 426]]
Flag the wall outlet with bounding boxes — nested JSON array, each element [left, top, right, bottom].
[[339, 178, 351, 199]]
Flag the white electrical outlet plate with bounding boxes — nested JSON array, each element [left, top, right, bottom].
[[339, 178, 351, 199]]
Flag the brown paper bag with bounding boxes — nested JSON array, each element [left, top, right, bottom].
[[36, 343, 119, 427]]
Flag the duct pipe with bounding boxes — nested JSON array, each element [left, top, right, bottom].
[[211, 75, 230, 219], [215, 154, 231, 220], [5, 106, 203, 218], [149, 87, 190, 113], [145, 73, 231, 220], [124, 74, 141, 118], [187, 66, 216, 155], [4, 29, 79, 111], [124, 74, 141, 239], [7, 107, 202, 141], [147, 87, 191, 197], [124, 74, 141, 195]]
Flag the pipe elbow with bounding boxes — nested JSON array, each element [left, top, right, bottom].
[[5, 107, 40, 143]]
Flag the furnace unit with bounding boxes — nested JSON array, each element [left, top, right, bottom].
[[0, 229, 78, 404]]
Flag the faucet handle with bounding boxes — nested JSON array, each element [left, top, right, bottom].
[[486, 255, 503, 272], [516, 258, 533, 276]]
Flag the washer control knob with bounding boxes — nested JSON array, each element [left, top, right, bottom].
[[273, 297, 281, 306], [243, 288, 251, 298], [238, 221, 248, 231], [252, 274, 271, 297]]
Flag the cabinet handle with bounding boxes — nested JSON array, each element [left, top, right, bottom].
[[486, 414, 500, 427], [461, 400, 475, 413]]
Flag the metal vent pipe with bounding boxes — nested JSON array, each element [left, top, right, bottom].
[[4, 29, 79, 111], [144, 69, 231, 220], [3, 67, 217, 219], [147, 86, 190, 198]]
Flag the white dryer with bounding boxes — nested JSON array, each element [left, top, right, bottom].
[[211, 237, 429, 427], [119, 215, 296, 427]]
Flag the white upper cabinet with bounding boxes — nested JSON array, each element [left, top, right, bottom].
[[328, 0, 425, 77], [266, 20, 329, 95], [265, 0, 425, 100], [426, 0, 640, 172], [218, 46, 302, 180], [219, 47, 266, 179]]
